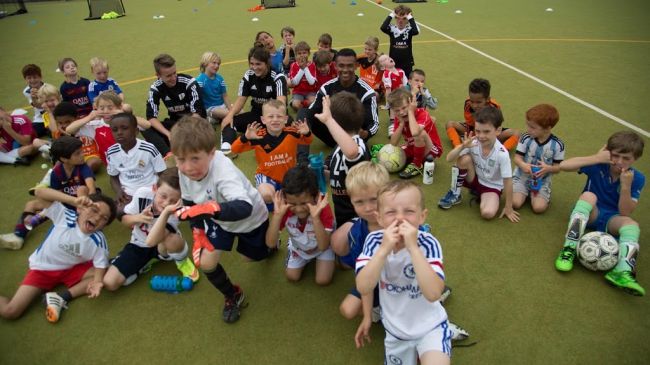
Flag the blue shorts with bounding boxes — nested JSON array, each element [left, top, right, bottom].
[[205, 219, 271, 261], [587, 207, 618, 233], [111, 243, 159, 278], [349, 285, 380, 307], [255, 174, 282, 191]]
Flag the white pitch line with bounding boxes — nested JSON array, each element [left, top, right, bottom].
[[366, 0, 650, 138]]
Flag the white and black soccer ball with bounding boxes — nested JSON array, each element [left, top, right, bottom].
[[577, 231, 620, 271], [376, 144, 406, 173]]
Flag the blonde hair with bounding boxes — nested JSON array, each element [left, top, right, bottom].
[[95, 90, 122, 108], [89, 57, 108, 72], [364, 36, 379, 51], [37, 83, 61, 101], [170, 116, 216, 156], [199, 52, 221, 73], [377, 180, 425, 211], [346, 161, 389, 197], [386, 88, 411, 109], [262, 99, 287, 114]]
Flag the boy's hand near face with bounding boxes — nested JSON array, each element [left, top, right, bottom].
[[595, 145, 611, 164], [399, 220, 419, 251], [307, 193, 329, 219], [245, 122, 264, 140], [315, 95, 333, 125], [272, 190, 289, 217], [379, 220, 400, 255], [293, 119, 310, 135]]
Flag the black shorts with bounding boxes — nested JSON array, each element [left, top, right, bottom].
[[111, 243, 159, 278], [205, 219, 270, 261]]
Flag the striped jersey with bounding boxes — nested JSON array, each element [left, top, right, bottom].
[[514, 133, 565, 182], [146, 74, 205, 121], [238, 69, 288, 116]]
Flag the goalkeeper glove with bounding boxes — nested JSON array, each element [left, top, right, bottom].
[[191, 228, 214, 267], [176, 201, 221, 221]]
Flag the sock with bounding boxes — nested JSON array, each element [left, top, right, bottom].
[[169, 243, 189, 262], [614, 225, 640, 274], [14, 212, 31, 238], [412, 146, 426, 167], [204, 264, 235, 298], [503, 135, 519, 151], [446, 127, 461, 147], [58, 290, 72, 303], [0, 152, 16, 164], [452, 168, 467, 196], [563, 200, 592, 248], [221, 126, 238, 145]]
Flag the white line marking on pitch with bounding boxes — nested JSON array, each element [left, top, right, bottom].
[[366, 0, 649, 137]]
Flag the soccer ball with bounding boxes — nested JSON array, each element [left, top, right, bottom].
[[376, 144, 406, 173], [577, 231, 620, 271]]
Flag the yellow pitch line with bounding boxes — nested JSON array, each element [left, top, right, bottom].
[[17, 37, 648, 110]]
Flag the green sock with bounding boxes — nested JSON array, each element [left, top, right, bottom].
[[613, 225, 640, 273], [563, 200, 592, 248]]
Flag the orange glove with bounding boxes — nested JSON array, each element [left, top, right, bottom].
[[176, 201, 221, 221], [191, 228, 214, 267]]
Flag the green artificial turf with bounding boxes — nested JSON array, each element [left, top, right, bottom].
[[0, 0, 649, 364]]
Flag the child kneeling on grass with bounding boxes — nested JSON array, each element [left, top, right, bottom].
[[266, 166, 335, 285], [555, 131, 645, 296], [103, 167, 198, 291], [0, 190, 116, 323], [356, 181, 451, 365]]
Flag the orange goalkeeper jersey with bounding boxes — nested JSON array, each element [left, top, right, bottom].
[[231, 126, 313, 184]]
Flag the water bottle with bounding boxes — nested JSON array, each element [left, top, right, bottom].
[[150, 275, 194, 293], [309, 152, 328, 194], [529, 165, 542, 192], [422, 155, 435, 185]]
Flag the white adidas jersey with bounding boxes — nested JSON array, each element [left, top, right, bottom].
[[460, 139, 512, 190], [106, 139, 167, 196], [123, 187, 180, 248], [28, 202, 109, 271], [180, 151, 267, 233], [356, 230, 448, 340]]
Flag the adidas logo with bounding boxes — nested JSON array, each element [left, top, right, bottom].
[[59, 242, 81, 256], [251, 85, 257, 91], [164, 96, 171, 101]]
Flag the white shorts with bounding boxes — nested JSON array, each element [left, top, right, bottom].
[[384, 320, 451, 365], [285, 245, 334, 269], [512, 174, 552, 202]]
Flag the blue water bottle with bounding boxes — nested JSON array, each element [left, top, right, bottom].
[[529, 165, 542, 192], [309, 152, 328, 194], [150, 275, 194, 293]]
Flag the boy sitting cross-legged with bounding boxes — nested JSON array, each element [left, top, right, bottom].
[[555, 131, 645, 296], [266, 166, 335, 285], [103, 167, 199, 291], [0, 190, 116, 323], [172, 116, 272, 323], [438, 107, 520, 223]]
